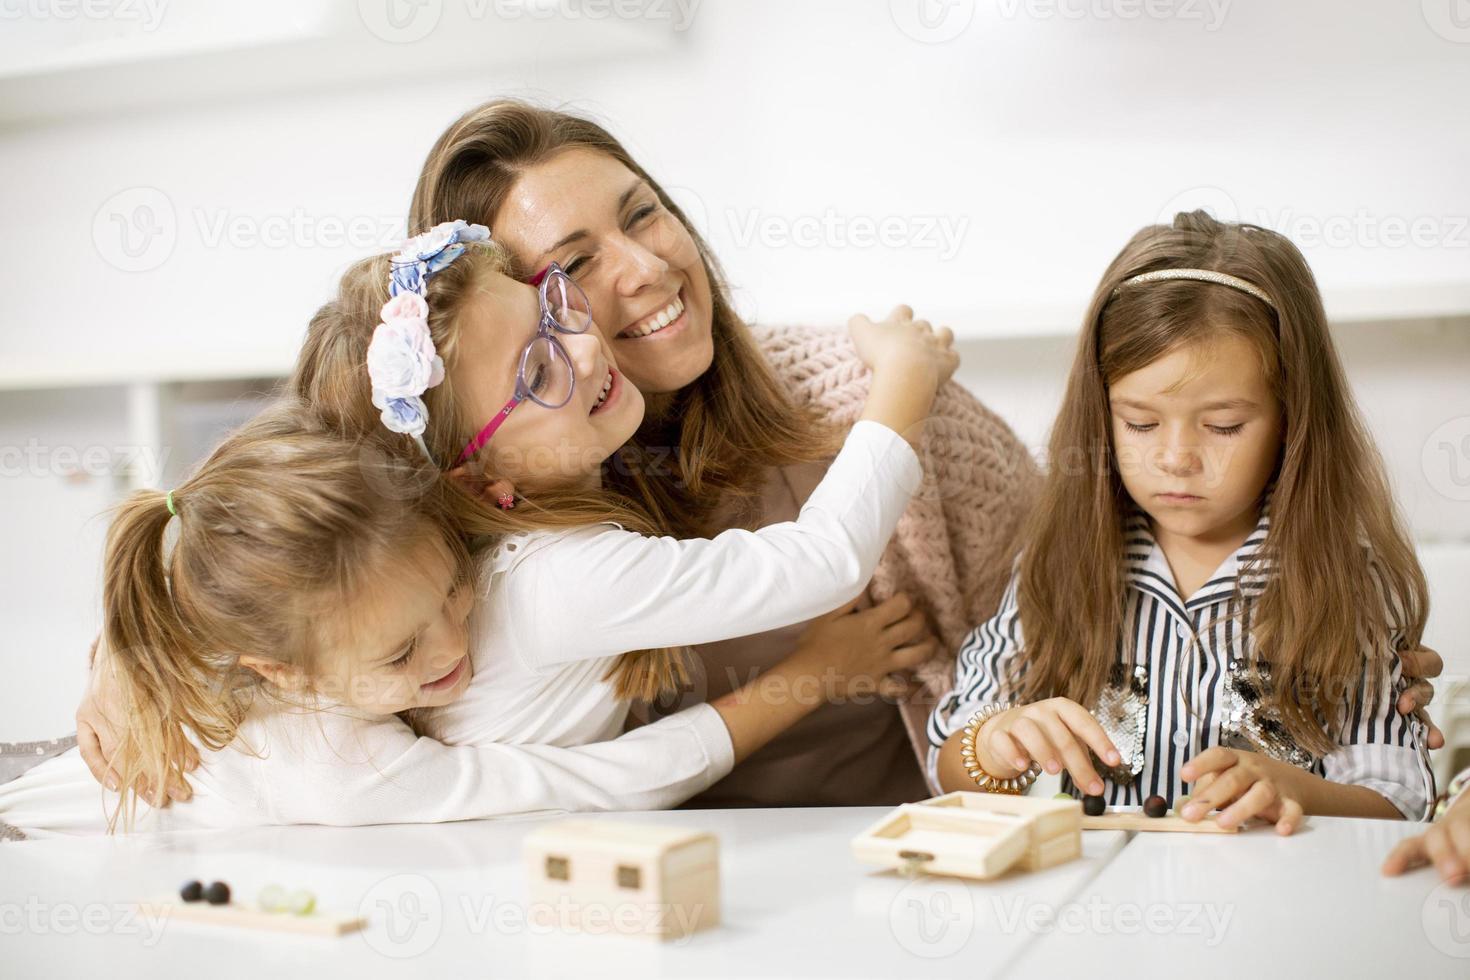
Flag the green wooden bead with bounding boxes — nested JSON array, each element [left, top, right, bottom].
[[1053, 792, 1073, 801]]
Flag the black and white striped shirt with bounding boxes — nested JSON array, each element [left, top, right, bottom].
[[927, 507, 1434, 819]]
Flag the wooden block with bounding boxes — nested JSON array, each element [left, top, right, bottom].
[[524, 820, 720, 941], [919, 792, 1083, 871], [136, 900, 365, 936], [1079, 812, 1239, 834]]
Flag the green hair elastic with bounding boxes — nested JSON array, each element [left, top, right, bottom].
[[165, 490, 178, 517]]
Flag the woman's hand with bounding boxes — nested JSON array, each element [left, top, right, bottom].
[[76, 632, 197, 806], [1180, 747, 1306, 834], [789, 593, 937, 702], [977, 697, 1121, 796], [1398, 645, 1445, 750], [1382, 791, 1470, 884]]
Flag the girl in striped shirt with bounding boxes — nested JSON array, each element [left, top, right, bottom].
[[929, 211, 1434, 831]]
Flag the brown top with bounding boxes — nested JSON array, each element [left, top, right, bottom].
[[641, 457, 929, 808]]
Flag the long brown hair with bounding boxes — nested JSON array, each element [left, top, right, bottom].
[[102, 401, 469, 828], [290, 243, 690, 701], [1015, 210, 1427, 755], [407, 98, 839, 537]]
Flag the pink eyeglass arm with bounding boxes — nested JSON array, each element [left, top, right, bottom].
[[458, 394, 523, 463]]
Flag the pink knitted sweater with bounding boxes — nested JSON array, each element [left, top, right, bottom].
[[753, 325, 1043, 767]]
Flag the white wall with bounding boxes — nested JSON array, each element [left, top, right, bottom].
[[1, 0, 1467, 741]]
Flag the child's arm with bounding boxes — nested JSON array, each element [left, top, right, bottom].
[[929, 574, 1120, 796], [1181, 643, 1434, 831], [510, 310, 957, 666], [250, 702, 738, 825]]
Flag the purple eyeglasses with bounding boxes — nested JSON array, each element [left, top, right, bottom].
[[458, 262, 594, 463]]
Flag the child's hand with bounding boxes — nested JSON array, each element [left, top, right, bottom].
[[1382, 792, 1470, 884], [790, 593, 937, 701], [850, 306, 960, 446], [979, 698, 1122, 797], [848, 305, 959, 390], [1180, 747, 1306, 834], [76, 632, 198, 807]]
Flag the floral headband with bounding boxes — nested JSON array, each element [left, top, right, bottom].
[[366, 219, 492, 463]]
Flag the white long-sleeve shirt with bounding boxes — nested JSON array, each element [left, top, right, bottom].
[[421, 420, 923, 748], [2, 420, 921, 836]]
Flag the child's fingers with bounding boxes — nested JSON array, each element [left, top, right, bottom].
[[76, 722, 118, 791], [1180, 746, 1237, 783], [986, 726, 1032, 774], [1382, 834, 1430, 876], [1273, 798, 1305, 836], [1214, 780, 1276, 830], [1055, 701, 1123, 767], [1008, 716, 1061, 775], [1422, 826, 1468, 883], [886, 304, 915, 324], [1436, 823, 1470, 883], [1182, 768, 1246, 820], [1035, 714, 1104, 795]]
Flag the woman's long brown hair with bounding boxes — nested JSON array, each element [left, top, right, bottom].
[[407, 98, 840, 538], [1014, 211, 1427, 755], [102, 401, 468, 828], [290, 243, 691, 702]]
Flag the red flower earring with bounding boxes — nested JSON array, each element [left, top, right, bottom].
[[497, 492, 516, 511]]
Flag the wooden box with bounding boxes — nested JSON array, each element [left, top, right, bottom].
[[524, 820, 720, 941], [851, 792, 1082, 880]]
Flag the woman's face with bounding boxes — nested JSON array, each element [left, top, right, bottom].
[[492, 147, 716, 397], [451, 267, 645, 493]]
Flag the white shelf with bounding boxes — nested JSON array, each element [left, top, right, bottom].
[[0, 0, 682, 123], [3, 280, 1466, 394]]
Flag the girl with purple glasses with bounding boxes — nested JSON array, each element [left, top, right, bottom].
[[1, 221, 959, 835]]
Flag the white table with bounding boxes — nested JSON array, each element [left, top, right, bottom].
[[0, 808, 1462, 978], [1008, 815, 1470, 978]]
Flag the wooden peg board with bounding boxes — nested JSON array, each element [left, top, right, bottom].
[[1080, 812, 1239, 834], [136, 900, 366, 936]]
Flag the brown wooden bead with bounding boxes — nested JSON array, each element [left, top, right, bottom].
[[1143, 795, 1168, 818], [1082, 794, 1106, 816]]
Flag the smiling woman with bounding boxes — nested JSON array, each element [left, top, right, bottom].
[[406, 99, 1042, 806]]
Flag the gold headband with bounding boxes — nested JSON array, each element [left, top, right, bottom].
[[1113, 268, 1275, 310]]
